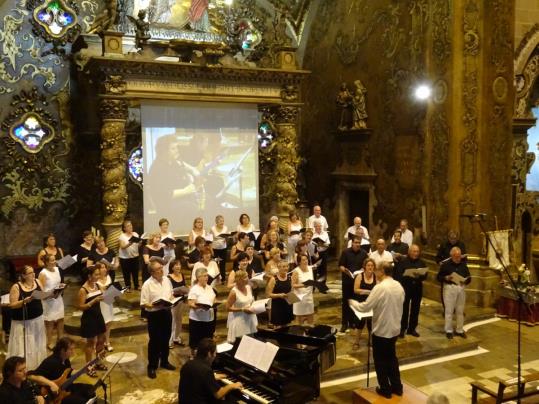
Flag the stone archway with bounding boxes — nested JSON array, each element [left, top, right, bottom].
[[512, 25, 539, 270]]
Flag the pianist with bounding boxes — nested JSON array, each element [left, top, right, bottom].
[[178, 338, 242, 404]]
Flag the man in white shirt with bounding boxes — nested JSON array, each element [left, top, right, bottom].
[[391, 219, 413, 247], [306, 205, 329, 231], [344, 216, 370, 248], [369, 239, 394, 268], [140, 260, 176, 378], [350, 264, 405, 399]]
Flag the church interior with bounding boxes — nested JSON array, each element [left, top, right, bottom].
[[0, 0, 539, 403]]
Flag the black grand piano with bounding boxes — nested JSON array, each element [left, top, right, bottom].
[[213, 324, 337, 404]]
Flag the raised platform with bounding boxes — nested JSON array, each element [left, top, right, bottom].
[[353, 383, 428, 403]]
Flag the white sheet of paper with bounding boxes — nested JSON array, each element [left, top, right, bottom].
[[56, 255, 76, 270], [348, 299, 373, 319], [216, 342, 234, 354], [250, 272, 265, 283], [352, 269, 364, 277], [234, 335, 279, 373], [1, 293, 9, 305], [31, 290, 53, 300], [250, 298, 269, 314], [102, 285, 123, 305]]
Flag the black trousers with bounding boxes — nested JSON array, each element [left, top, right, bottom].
[[213, 248, 228, 282], [372, 334, 402, 394], [120, 257, 139, 289], [147, 309, 172, 370], [316, 250, 328, 282], [401, 282, 422, 332], [341, 275, 355, 328]]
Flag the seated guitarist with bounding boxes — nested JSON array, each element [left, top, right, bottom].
[[28, 337, 96, 404]]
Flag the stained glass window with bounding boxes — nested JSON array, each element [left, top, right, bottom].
[[128, 146, 143, 188], [258, 121, 275, 150], [9, 113, 54, 153], [34, 0, 76, 38]]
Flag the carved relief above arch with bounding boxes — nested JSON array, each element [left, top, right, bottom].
[[514, 24, 539, 119]]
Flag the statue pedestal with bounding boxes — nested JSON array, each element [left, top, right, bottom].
[[101, 31, 124, 57], [275, 46, 297, 70]]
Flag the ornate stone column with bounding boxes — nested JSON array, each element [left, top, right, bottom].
[[422, 0, 515, 307], [98, 76, 129, 249]]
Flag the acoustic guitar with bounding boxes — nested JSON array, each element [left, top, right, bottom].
[[40, 356, 99, 404]]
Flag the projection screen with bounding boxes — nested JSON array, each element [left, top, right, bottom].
[[141, 102, 260, 235]]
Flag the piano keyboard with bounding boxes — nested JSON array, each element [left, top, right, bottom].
[[221, 376, 275, 404]]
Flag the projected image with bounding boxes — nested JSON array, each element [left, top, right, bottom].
[[142, 102, 260, 234]]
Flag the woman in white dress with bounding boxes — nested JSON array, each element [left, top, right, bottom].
[[291, 254, 315, 325], [96, 262, 115, 352], [211, 214, 228, 282], [38, 254, 65, 350], [8, 266, 47, 370], [236, 213, 255, 243], [188, 217, 206, 248], [287, 211, 303, 266], [226, 270, 257, 343]]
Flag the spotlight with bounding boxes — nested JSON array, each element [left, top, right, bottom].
[[414, 84, 432, 100]]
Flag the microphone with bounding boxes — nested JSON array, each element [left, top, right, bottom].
[[459, 213, 487, 219]]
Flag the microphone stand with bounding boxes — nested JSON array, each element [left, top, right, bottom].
[[468, 217, 525, 404], [366, 327, 372, 387]]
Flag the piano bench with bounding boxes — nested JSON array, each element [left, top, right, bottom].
[[353, 383, 428, 403]]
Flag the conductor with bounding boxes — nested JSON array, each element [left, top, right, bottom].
[[350, 264, 405, 399]]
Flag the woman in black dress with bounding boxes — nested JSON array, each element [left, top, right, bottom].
[[78, 266, 107, 377], [87, 236, 119, 282], [351, 258, 377, 349], [75, 231, 95, 281], [168, 259, 187, 347], [266, 261, 293, 327], [142, 233, 167, 283], [36, 233, 64, 269]]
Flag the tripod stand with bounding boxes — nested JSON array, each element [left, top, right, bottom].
[[468, 216, 526, 404]]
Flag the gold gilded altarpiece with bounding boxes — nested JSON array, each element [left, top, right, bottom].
[[81, 53, 309, 245]]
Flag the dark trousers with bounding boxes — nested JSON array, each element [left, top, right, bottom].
[[372, 334, 402, 394], [341, 275, 355, 328], [120, 257, 139, 289], [316, 250, 328, 283], [401, 282, 422, 332], [147, 309, 172, 370], [214, 248, 228, 282]]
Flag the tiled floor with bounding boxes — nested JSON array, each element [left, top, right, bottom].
[[1, 271, 537, 403]]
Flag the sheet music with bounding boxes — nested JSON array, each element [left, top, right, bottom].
[[56, 255, 76, 270], [1, 293, 9, 305], [102, 285, 124, 305], [449, 272, 469, 284], [216, 342, 234, 353], [250, 298, 269, 314], [234, 335, 279, 373], [250, 272, 265, 283], [285, 291, 307, 304], [348, 299, 373, 319], [31, 290, 53, 300], [403, 267, 428, 278]]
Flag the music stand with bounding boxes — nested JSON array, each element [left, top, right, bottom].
[[93, 354, 123, 403], [467, 216, 525, 403]]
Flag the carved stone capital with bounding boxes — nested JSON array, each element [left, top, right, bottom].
[[272, 105, 300, 124], [103, 75, 127, 95], [99, 99, 128, 121]]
